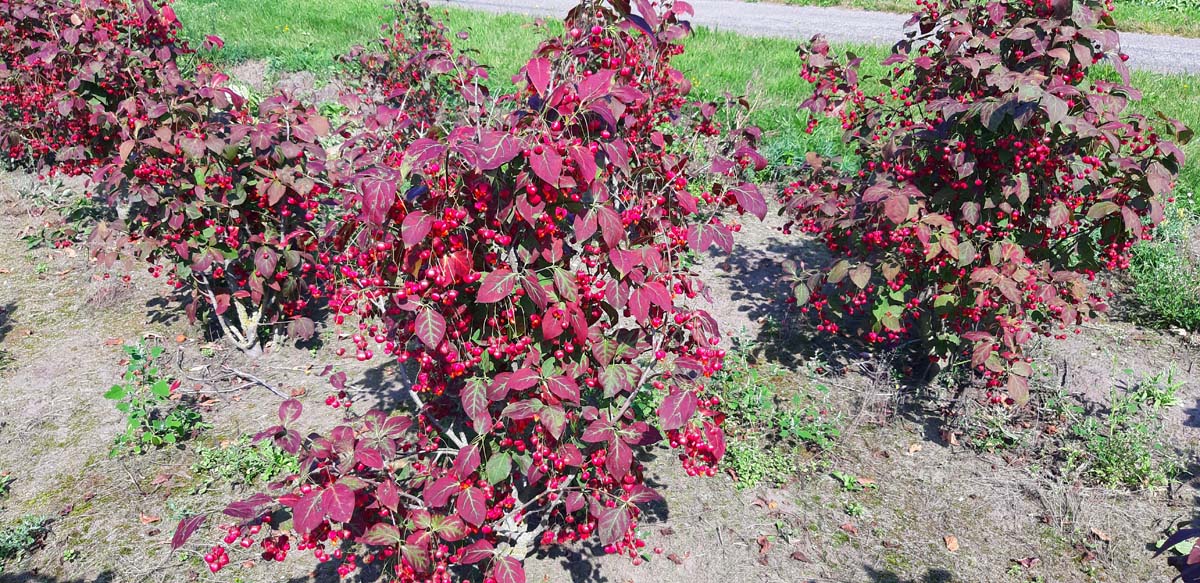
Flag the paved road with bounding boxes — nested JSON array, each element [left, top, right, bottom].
[[435, 0, 1200, 75]]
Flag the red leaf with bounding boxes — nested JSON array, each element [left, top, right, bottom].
[[423, 475, 459, 508], [526, 58, 552, 97], [884, 194, 910, 224], [361, 173, 396, 225], [531, 146, 563, 186], [606, 438, 632, 479], [461, 378, 492, 433], [355, 444, 384, 469], [507, 369, 540, 392], [402, 211, 433, 246], [545, 375, 580, 404], [460, 539, 494, 565], [493, 556, 527, 583], [478, 130, 521, 170], [596, 206, 624, 247], [478, 269, 515, 303], [321, 483, 355, 523], [415, 308, 446, 348], [377, 479, 400, 512], [287, 491, 324, 534], [658, 388, 697, 430], [596, 506, 631, 546], [278, 399, 302, 424], [171, 514, 206, 550], [456, 487, 487, 526], [361, 523, 403, 545], [453, 444, 482, 478], [730, 183, 767, 220]]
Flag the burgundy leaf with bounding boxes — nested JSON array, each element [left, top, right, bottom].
[[278, 399, 303, 425], [453, 444, 482, 478], [531, 146, 563, 186], [456, 487, 488, 526], [658, 388, 698, 430], [493, 556, 527, 583], [478, 269, 516, 303], [526, 58, 552, 96], [423, 474, 459, 508], [322, 482, 356, 523], [596, 506, 631, 546], [415, 308, 446, 349], [402, 211, 433, 246], [171, 514, 206, 550]]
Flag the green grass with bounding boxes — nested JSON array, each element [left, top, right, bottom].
[[760, 0, 1200, 38], [1130, 199, 1200, 330]]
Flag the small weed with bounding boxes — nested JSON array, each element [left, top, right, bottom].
[[0, 473, 12, 499], [1061, 371, 1184, 489], [105, 343, 206, 455], [33, 262, 49, 275], [831, 471, 874, 493], [0, 515, 49, 571], [0, 350, 14, 373], [843, 501, 864, 517], [714, 344, 844, 488], [191, 437, 299, 493], [60, 548, 79, 563], [724, 442, 794, 490]]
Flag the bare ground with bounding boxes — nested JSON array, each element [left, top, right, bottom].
[[0, 174, 1197, 583]]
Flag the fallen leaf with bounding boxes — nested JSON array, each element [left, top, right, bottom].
[[942, 431, 959, 446], [790, 550, 811, 562], [1090, 527, 1111, 542], [151, 474, 172, 486], [1015, 556, 1041, 569], [840, 522, 858, 536], [756, 534, 772, 555], [858, 477, 877, 487], [289, 386, 307, 397], [175, 334, 188, 343], [944, 535, 959, 552], [145, 528, 161, 537], [140, 513, 161, 525], [54, 269, 71, 276], [659, 527, 675, 536], [667, 553, 683, 565], [103, 337, 123, 346], [15, 328, 33, 337], [882, 540, 901, 549], [59, 504, 74, 517], [0, 267, 10, 274], [907, 443, 923, 455]]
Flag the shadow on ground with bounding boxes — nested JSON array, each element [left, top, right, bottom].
[[863, 566, 955, 582], [0, 301, 14, 343]]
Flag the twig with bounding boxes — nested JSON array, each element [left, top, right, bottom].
[[221, 366, 288, 399]]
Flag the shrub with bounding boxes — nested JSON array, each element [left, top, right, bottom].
[[174, 1, 766, 581], [104, 342, 205, 454], [89, 82, 330, 352], [780, 0, 1190, 401], [0, 0, 193, 176]]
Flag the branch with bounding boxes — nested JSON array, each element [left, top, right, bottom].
[[221, 366, 288, 399]]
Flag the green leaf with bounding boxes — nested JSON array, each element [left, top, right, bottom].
[[485, 453, 512, 485], [151, 380, 171, 398], [104, 385, 127, 400]]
